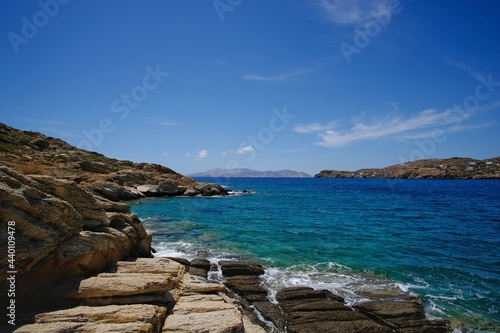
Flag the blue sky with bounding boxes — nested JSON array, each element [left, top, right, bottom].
[[1, 0, 499, 175]]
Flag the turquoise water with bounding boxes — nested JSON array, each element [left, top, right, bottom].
[[130, 178, 500, 332]]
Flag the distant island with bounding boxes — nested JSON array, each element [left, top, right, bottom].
[[189, 168, 311, 178], [315, 157, 500, 179]]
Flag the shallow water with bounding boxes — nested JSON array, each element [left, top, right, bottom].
[[130, 178, 500, 332]]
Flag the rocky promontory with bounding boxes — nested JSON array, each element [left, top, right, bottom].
[[0, 122, 228, 200], [0, 123, 225, 318], [315, 157, 500, 179]]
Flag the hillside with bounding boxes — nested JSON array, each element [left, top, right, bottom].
[[315, 157, 500, 179], [0, 122, 227, 200], [189, 168, 311, 178]]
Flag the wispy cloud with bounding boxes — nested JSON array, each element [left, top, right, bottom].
[[293, 122, 338, 133], [222, 145, 255, 155], [448, 62, 483, 79], [243, 68, 313, 82], [197, 149, 209, 158], [295, 102, 499, 147], [312, 0, 392, 26], [158, 121, 180, 126]]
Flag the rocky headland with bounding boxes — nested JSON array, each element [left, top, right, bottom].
[[189, 168, 311, 178], [0, 122, 228, 200], [1, 123, 453, 332], [315, 157, 500, 179]]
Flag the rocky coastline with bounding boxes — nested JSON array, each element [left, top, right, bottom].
[[1, 123, 453, 332], [7, 256, 453, 333], [315, 157, 500, 179]]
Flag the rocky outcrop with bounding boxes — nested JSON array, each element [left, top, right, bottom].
[[0, 122, 228, 201], [0, 165, 153, 311], [12, 258, 266, 333], [315, 157, 500, 179], [220, 261, 451, 333], [9, 258, 452, 333]]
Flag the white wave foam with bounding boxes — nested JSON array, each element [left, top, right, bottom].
[[261, 262, 406, 306]]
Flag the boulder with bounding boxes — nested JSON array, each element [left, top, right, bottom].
[[198, 183, 228, 196], [189, 258, 211, 277], [31, 175, 108, 226], [79, 160, 116, 174]]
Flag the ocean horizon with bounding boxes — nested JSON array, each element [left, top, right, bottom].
[[131, 177, 500, 333]]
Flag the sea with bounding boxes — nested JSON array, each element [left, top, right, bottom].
[[130, 177, 500, 332]]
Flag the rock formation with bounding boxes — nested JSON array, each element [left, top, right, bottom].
[[0, 165, 153, 311], [10, 258, 452, 333], [315, 157, 500, 179], [0, 122, 228, 200]]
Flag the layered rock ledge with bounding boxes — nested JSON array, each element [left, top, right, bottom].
[[9, 258, 452, 333]]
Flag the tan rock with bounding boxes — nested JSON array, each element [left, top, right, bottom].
[[14, 321, 154, 333], [50, 272, 175, 300], [14, 304, 166, 333], [164, 294, 243, 333], [31, 175, 108, 226], [115, 257, 185, 276], [182, 275, 225, 295]]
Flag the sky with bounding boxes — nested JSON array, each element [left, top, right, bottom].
[[1, 0, 499, 176]]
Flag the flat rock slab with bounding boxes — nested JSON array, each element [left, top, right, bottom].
[[219, 260, 265, 277], [182, 275, 225, 295], [276, 287, 393, 333], [13, 304, 166, 333], [114, 257, 184, 276], [14, 322, 154, 333], [51, 272, 175, 300], [163, 294, 243, 333]]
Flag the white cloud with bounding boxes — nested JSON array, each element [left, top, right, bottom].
[[312, 0, 392, 25], [236, 145, 255, 154], [197, 149, 209, 158], [293, 122, 338, 133], [243, 68, 313, 82], [295, 101, 499, 147]]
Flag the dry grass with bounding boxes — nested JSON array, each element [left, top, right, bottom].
[[20, 161, 45, 175]]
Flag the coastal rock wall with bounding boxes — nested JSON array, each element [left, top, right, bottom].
[[0, 165, 153, 310]]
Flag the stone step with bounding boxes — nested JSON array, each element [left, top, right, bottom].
[[13, 304, 166, 333], [47, 258, 185, 308]]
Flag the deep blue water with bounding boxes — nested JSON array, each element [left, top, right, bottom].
[[130, 178, 500, 332]]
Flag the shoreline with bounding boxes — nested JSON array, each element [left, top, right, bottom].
[[9, 256, 455, 333]]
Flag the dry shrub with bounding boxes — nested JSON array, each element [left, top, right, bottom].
[[20, 161, 45, 175]]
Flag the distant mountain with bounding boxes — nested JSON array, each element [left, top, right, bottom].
[[315, 157, 500, 179], [189, 168, 311, 178]]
